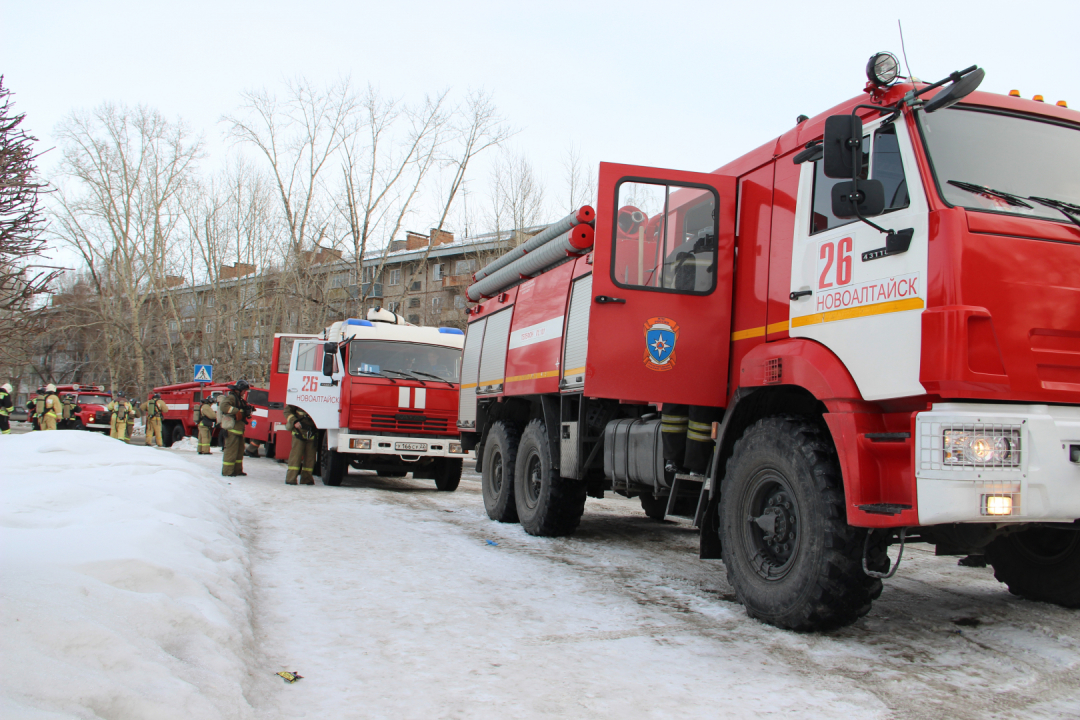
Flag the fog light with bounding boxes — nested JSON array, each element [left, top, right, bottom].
[[449, 442, 464, 454], [982, 494, 1014, 516], [350, 438, 371, 449]]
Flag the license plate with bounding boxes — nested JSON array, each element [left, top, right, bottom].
[[395, 442, 427, 452]]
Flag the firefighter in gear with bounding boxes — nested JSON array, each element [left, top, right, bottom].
[[41, 384, 62, 431], [107, 394, 135, 441], [283, 405, 317, 485], [197, 396, 216, 454], [60, 394, 77, 429], [141, 393, 168, 447], [660, 403, 721, 475], [31, 389, 45, 430], [0, 382, 13, 434], [219, 380, 251, 476]]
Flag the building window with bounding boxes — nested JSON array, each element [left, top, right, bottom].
[[409, 297, 420, 308], [454, 259, 476, 275], [362, 266, 379, 283], [387, 301, 400, 313], [207, 296, 215, 308], [454, 295, 466, 309], [432, 263, 443, 281], [388, 268, 401, 285], [432, 296, 442, 313], [331, 272, 351, 288], [168, 320, 178, 332], [410, 281, 422, 292], [407, 314, 420, 324]]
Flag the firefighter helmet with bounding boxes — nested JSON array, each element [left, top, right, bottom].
[[46, 383, 57, 392], [1, 383, 11, 392], [232, 379, 250, 392]]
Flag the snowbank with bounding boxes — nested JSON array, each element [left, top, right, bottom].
[[0, 432, 256, 719]]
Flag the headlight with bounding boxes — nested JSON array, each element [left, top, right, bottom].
[[350, 438, 371, 449], [449, 442, 463, 454], [943, 427, 1021, 467], [87, 414, 95, 422]]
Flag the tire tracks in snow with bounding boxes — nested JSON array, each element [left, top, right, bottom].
[[348, 470, 1079, 719]]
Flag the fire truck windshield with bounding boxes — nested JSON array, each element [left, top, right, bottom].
[[77, 394, 111, 406], [919, 106, 1080, 223], [348, 340, 461, 383]]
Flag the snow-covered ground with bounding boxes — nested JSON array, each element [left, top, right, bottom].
[[2, 431, 1078, 719], [1, 433, 256, 719]]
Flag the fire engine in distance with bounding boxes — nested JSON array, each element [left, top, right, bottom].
[[269, 307, 468, 489]]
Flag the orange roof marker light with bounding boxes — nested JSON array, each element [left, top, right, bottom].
[[1009, 89, 1020, 97], [1033, 94, 1045, 102], [1058, 100, 1069, 108]]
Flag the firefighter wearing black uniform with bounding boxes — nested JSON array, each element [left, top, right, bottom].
[[0, 383, 12, 434], [283, 404, 317, 485], [219, 381, 251, 476], [660, 403, 722, 475]]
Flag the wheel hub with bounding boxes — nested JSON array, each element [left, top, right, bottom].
[[491, 451, 503, 493], [744, 475, 800, 579], [525, 454, 542, 507]]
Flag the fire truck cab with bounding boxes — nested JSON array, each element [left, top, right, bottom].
[[270, 307, 469, 489], [459, 56, 1080, 630]]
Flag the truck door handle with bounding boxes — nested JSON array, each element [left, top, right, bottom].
[[790, 290, 813, 300], [594, 295, 626, 304]]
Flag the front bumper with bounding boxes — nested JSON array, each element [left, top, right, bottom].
[[916, 403, 1080, 524], [333, 430, 471, 460]]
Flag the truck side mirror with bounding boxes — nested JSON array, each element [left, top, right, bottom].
[[822, 115, 864, 179], [322, 353, 335, 377], [924, 68, 985, 113], [832, 180, 886, 218]]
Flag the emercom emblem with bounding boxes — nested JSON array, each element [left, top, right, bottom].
[[643, 317, 679, 372]]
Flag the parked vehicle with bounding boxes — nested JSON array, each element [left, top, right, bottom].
[[151, 381, 271, 449], [457, 55, 1080, 629], [269, 307, 469, 488]]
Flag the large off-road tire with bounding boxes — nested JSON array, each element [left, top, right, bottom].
[[321, 433, 346, 486], [640, 492, 668, 521], [482, 421, 520, 522], [720, 416, 881, 631], [514, 419, 587, 537], [986, 527, 1080, 608], [164, 422, 185, 448], [434, 458, 463, 492]]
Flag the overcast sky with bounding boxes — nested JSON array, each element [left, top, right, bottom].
[[3, 0, 1078, 243]]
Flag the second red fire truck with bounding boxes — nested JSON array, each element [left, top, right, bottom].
[[457, 55, 1080, 629], [269, 307, 469, 488]]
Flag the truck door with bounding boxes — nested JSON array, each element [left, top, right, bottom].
[[586, 162, 737, 406], [286, 339, 343, 429]]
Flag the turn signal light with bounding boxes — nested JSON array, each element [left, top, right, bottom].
[[349, 438, 371, 449], [1033, 94, 1045, 102], [1058, 100, 1069, 107], [1009, 89, 1020, 97]]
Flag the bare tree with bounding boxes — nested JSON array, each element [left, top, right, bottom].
[[400, 90, 512, 306], [53, 103, 203, 394], [339, 87, 447, 306], [562, 142, 596, 214], [0, 76, 57, 381]]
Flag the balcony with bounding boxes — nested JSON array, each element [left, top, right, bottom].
[[348, 283, 383, 299], [442, 274, 471, 288]]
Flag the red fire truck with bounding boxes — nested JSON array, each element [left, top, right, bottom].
[[458, 55, 1080, 630], [269, 307, 469, 488], [153, 381, 272, 448], [50, 384, 112, 432]]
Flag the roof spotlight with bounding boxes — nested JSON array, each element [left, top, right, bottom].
[[866, 52, 901, 87]]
